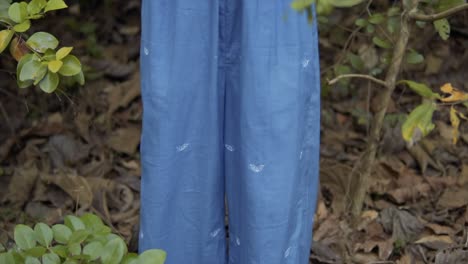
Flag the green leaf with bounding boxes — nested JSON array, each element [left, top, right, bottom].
[[372, 36, 392, 49], [406, 50, 424, 64], [402, 102, 437, 144], [56, 46, 72, 60], [44, 0, 67, 12], [433, 18, 450, 41], [368, 13, 385, 24], [51, 224, 72, 244], [19, 60, 46, 81], [137, 249, 167, 264], [355, 18, 367, 27], [290, 0, 314, 11], [13, 19, 30, 32], [17, 53, 34, 88], [27, 0, 46, 15], [68, 230, 90, 244], [83, 241, 103, 261], [122, 253, 138, 264], [25, 246, 47, 257], [64, 215, 85, 231], [26, 32, 59, 53], [0, 252, 14, 264], [435, 0, 465, 12], [387, 17, 400, 34], [34, 223, 53, 247], [73, 71, 85, 86], [14, 224, 37, 250], [347, 53, 364, 72], [39, 71, 59, 93], [42, 253, 60, 264], [50, 245, 67, 258], [68, 243, 81, 256], [101, 238, 127, 264], [58, 55, 81, 76], [8, 2, 27, 23], [25, 256, 41, 264], [399, 80, 441, 99], [387, 7, 400, 16], [42, 48, 56, 61], [328, 0, 365, 7], [0, 29, 14, 53], [48, 60, 63, 73]]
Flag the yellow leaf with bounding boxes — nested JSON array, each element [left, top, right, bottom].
[[402, 102, 436, 145], [450, 106, 460, 145], [0, 29, 14, 54], [440, 83, 468, 102], [56, 47, 73, 61], [48, 60, 63, 73]]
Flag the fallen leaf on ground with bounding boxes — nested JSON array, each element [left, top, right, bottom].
[[415, 235, 454, 250]]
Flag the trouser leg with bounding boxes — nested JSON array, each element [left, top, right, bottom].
[[224, 2, 320, 263], [139, 1, 227, 263]]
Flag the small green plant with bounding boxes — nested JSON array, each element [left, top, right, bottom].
[[0, 213, 166, 264], [0, 0, 84, 93]]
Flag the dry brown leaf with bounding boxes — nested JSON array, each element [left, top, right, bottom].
[[425, 223, 454, 235], [3, 161, 38, 208], [41, 172, 93, 212], [381, 207, 424, 243], [415, 235, 454, 250], [434, 248, 468, 264], [437, 187, 468, 209], [106, 125, 141, 155]]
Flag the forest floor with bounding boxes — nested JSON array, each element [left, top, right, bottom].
[[0, 1, 468, 263]]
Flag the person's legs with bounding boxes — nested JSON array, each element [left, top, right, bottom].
[[224, 1, 320, 263], [139, 1, 227, 263]]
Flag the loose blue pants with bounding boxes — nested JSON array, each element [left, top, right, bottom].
[[139, 1, 320, 263]]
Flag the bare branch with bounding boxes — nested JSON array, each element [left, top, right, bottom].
[[328, 74, 388, 87], [409, 3, 468, 21]]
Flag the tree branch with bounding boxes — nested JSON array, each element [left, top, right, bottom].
[[409, 3, 468, 21], [328, 74, 388, 88]]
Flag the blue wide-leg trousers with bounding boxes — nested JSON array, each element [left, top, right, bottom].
[[139, 1, 320, 263]]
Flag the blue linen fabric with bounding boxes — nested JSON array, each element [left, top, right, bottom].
[[139, 1, 320, 263]]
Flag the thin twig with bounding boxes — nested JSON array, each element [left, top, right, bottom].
[[328, 74, 388, 87], [409, 3, 468, 21]]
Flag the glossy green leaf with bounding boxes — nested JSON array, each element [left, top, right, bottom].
[[27, 0, 46, 15], [17, 53, 34, 88], [38, 71, 59, 93], [50, 245, 67, 258], [44, 0, 67, 12], [101, 238, 127, 264], [19, 60, 46, 81], [14, 224, 37, 250], [399, 80, 440, 99], [68, 229, 90, 244], [25, 246, 47, 257], [13, 19, 30, 32], [83, 241, 103, 261], [8, 2, 27, 23], [56, 46, 72, 60], [73, 71, 85, 86], [26, 32, 59, 53], [58, 55, 81, 76], [34, 223, 53, 247], [0, 29, 14, 53], [402, 102, 437, 144], [48, 60, 63, 73], [64, 215, 85, 231], [137, 249, 167, 264], [51, 224, 72, 244], [355, 18, 367, 27]]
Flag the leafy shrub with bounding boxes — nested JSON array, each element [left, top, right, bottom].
[[0, 213, 166, 264], [0, 0, 84, 93]]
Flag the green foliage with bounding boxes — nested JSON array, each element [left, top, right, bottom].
[[0, 0, 85, 93], [0, 213, 167, 264]]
